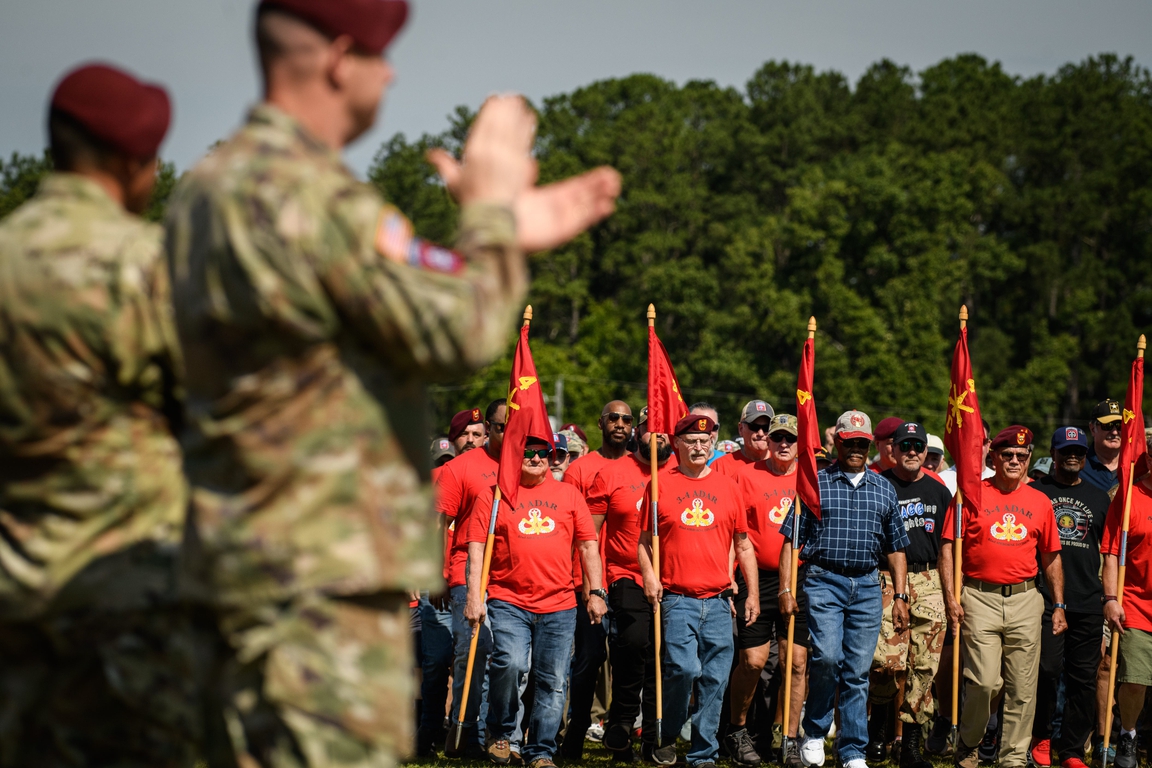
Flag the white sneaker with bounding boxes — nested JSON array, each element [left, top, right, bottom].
[[800, 737, 826, 767], [843, 760, 868, 768]]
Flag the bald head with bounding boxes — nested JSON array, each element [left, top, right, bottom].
[[599, 400, 633, 450]]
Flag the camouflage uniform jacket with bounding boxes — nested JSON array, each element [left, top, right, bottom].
[[165, 105, 526, 607], [0, 173, 186, 621]]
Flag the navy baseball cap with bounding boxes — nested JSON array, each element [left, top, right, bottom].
[[1051, 426, 1088, 452], [552, 432, 569, 453]]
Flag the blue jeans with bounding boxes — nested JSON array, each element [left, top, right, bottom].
[[450, 584, 492, 741], [486, 599, 577, 763], [418, 595, 454, 736], [661, 593, 734, 766], [802, 564, 883, 763]]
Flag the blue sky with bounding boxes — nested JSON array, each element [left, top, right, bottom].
[[4, 1, 1151, 175]]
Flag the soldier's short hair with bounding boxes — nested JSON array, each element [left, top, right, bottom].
[[485, 398, 507, 422], [48, 109, 116, 172]]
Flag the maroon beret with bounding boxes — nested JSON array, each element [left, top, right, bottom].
[[873, 417, 905, 441], [674, 414, 716, 437], [50, 64, 171, 159], [990, 425, 1034, 451], [448, 408, 484, 442], [259, 0, 409, 56]]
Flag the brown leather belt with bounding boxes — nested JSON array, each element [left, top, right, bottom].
[[964, 576, 1036, 597]]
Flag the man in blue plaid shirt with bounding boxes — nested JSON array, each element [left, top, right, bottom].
[[780, 410, 910, 768]]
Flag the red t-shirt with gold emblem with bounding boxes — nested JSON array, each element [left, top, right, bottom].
[[942, 477, 1061, 585], [641, 466, 747, 598], [588, 454, 673, 588], [465, 477, 597, 613], [738, 461, 797, 571], [435, 446, 499, 587], [1101, 479, 1152, 633]]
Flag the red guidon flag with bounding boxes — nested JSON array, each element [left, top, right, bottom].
[[647, 325, 688, 433], [1111, 342, 1147, 520], [944, 318, 984, 513], [795, 328, 821, 520], [498, 323, 553, 510]]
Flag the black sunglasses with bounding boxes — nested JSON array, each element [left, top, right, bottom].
[[999, 450, 1030, 463], [745, 422, 773, 434], [1056, 447, 1087, 458], [551, 449, 569, 461], [488, 421, 506, 434], [1096, 421, 1122, 432], [524, 448, 551, 459], [897, 440, 926, 453], [604, 412, 634, 425], [841, 438, 871, 450], [769, 432, 797, 444]]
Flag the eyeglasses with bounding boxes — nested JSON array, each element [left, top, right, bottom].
[[1057, 447, 1087, 458], [840, 438, 870, 451], [1096, 421, 1122, 433], [604, 412, 634, 425], [745, 422, 773, 434], [488, 421, 506, 434], [999, 451, 1030, 463], [677, 437, 712, 448], [897, 440, 926, 453], [550, 449, 569, 462], [769, 432, 797, 444], [524, 448, 551, 459]]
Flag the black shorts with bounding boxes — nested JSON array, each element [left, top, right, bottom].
[[732, 568, 811, 650]]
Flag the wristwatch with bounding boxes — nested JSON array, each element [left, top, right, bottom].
[[1103, 595, 1118, 605], [589, 588, 608, 601], [1053, 602, 1068, 610], [893, 593, 910, 603]]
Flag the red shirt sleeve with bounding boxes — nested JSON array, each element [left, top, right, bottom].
[[587, 467, 611, 517], [731, 481, 749, 534], [640, 485, 653, 533], [940, 496, 958, 542], [572, 491, 597, 542], [1101, 493, 1124, 556], [464, 489, 496, 544], [436, 460, 465, 518], [1036, 497, 1062, 554]]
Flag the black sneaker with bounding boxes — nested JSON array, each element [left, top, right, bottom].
[[926, 718, 953, 757], [642, 742, 678, 766], [978, 725, 998, 764], [723, 727, 763, 768], [784, 739, 803, 768], [1114, 732, 1137, 768]]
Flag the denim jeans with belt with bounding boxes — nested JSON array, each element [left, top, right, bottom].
[[802, 564, 883, 763], [418, 594, 455, 737], [660, 593, 735, 766], [450, 583, 491, 742], [486, 599, 577, 763]]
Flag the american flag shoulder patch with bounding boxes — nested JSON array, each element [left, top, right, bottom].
[[374, 206, 464, 275]]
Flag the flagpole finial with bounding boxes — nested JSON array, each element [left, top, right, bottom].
[[522, 305, 532, 326], [807, 316, 817, 339], [648, 304, 656, 327], [1139, 334, 1147, 358], [959, 305, 968, 329]]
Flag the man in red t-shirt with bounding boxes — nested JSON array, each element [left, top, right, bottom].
[[638, 414, 759, 767], [558, 400, 633, 759], [1102, 472, 1152, 768], [449, 407, 487, 455], [587, 405, 676, 761], [939, 425, 1066, 768], [713, 399, 775, 477], [464, 437, 607, 768], [435, 398, 506, 755], [725, 412, 807, 767], [868, 417, 905, 473]]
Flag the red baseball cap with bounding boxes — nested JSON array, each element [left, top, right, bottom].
[[259, 0, 409, 56], [50, 63, 171, 159]]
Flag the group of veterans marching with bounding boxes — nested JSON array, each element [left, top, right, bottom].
[[420, 399, 1152, 768], [1, 0, 1150, 767]]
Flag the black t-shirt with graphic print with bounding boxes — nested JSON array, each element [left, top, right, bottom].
[[881, 469, 951, 568], [1032, 474, 1110, 614]]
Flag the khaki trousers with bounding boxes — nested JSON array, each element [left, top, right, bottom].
[[959, 586, 1043, 768]]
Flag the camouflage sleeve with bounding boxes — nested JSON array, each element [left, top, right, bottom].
[[319, 186, 527, 378]]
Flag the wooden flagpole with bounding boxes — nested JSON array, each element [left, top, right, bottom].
[[781, 316, 815, 758], [648, 303, 665, 747], [1102, 333, 1146, 767], [453, 305, 532, 750], [950, 305, 968, 747]]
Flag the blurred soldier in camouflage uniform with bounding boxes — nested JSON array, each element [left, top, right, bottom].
[[869, 423, 952, 768], [0, 64, 199, 766], [163, 1, 621, 765]]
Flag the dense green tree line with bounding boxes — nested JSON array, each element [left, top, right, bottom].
[[4, 54, 1150, 452]]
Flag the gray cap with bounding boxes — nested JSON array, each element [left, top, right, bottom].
[[741, 399, 775, 424]]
